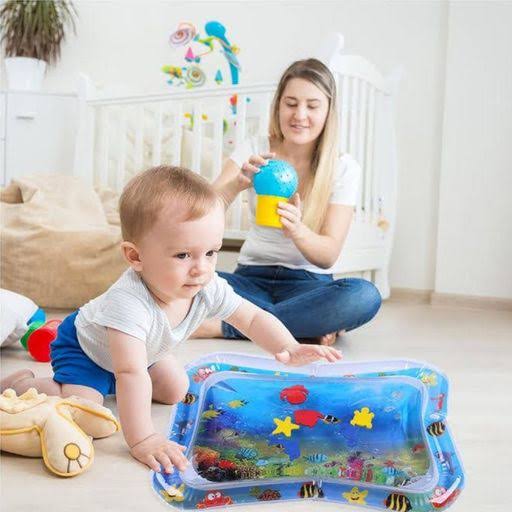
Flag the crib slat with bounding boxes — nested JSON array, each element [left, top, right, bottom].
[[355, 79, 365, 168], [191, 101, 203, 173], [366, 86, 376, 223], [79, 105, 96, 186], [212, 101, 224, 180], [258, 93, 272, 136], [171, 102, 183, 166], [234, 94, 247, 146], [232, 95, 248, 230], [116, 108, 127, 191], [134, 105, 144, 173], [349, 77, 358, 153], [340, 76, 349, 154], [349, 78, 361, 217], [97, 106, 110, 188], [152, 103, 163, 166], [358, 81, 368, 221], [372, 92, 381, 225]]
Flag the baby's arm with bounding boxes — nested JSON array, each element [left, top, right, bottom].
[[108, 328, 188, 473], [224, 299, 342, 366]]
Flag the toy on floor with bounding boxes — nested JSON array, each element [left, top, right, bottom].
[[152, 353, 465, 511], [0, 288, 61, 362], [21, 319, 62, 362], [253, 159, 298, 228], [0, 388, 120, 477]]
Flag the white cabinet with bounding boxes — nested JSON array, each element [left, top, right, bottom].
[[0, 90, 77, 186]]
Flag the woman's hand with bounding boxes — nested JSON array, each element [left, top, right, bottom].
[[237, 152, 275, 191], [278, 193, 306, 240], [275, 343, 342, 366]]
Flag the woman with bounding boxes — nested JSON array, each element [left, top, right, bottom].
[[195, 58, 381, 345]]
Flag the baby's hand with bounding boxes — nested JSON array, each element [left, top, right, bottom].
[[130, 433, 189, 473], [238, 152, 275, 190], [275, 344, 342, 366]]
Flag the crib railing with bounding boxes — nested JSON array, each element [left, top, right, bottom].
[[73, 36, 400, 297], [74, 79, 276, 240]]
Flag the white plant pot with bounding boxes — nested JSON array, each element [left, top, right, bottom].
[[4, 57, 47, 91]]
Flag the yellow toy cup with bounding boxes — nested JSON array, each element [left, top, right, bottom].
[[256, 195, 289, 228]]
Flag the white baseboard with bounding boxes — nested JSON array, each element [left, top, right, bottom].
[[389, 288, 431, 304], [390, 288, 512, 311], [430, 291, 512, 311]]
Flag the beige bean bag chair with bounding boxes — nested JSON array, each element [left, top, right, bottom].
[[0, 174, 126, 309], [0, 388, 120, 477]]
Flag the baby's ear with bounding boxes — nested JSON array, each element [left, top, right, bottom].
[[121, 241, 143, 271]]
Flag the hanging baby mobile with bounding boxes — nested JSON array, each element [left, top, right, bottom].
[[162, 20, 241, 89]]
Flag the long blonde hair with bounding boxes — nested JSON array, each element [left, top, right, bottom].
[[269, 58, 339, 233]]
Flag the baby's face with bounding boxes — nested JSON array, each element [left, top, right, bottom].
[[137, 201, 225, 303]]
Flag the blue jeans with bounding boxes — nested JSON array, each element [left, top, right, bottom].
[[219, 265, 382, 340]]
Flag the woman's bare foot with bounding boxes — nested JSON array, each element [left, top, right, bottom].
[[0, 368, 35, 393], [319, 332, 337, 346], [190, 318, 223, 339], [297, 332, 336, 346]]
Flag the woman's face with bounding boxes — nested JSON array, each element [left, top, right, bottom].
[[278, 77, 330, 146]]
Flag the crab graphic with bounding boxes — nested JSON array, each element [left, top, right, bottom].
[[196, 490, 233, 508], [280, 385, 309, 405]]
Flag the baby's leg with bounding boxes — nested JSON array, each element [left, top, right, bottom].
[[149, 355, 189, 405], [0, 369, 103, 404]]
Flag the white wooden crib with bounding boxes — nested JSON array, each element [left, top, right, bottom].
[[73, 33, 400, 298]]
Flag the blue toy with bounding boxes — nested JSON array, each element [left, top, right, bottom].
[[253, 159, 299, 228], [205, 21, 241, 85]]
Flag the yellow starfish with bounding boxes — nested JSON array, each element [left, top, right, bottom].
[[272, 416, 300, 437], [343, 486, 368, 505], [420, 372, 438, 387], [160, 484, 186, 502]]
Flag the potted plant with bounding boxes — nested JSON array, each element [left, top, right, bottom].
[[0, 0, 77, 91]]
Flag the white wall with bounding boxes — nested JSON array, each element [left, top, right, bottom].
[[5, 1, 509, 298], [435, 1, 512, 299]]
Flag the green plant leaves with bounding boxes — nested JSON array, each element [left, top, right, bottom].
[[0, 0, 77, 65]]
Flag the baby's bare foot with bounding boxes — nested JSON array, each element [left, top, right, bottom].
[[0, 368, 35, 393]]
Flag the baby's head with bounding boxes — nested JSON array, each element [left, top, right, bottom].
[[119, 165, 225, 302]]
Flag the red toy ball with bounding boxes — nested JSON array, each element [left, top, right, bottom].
[[27, 320, 61, 362]]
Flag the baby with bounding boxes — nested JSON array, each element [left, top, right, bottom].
[[1, 165, 341, 473]]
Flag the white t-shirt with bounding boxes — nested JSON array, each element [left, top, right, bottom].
[[229, 136, 361, 274], [75, 269, 242, 372]]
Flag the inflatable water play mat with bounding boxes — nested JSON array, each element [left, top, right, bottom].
[[151, 353, 464, 510]]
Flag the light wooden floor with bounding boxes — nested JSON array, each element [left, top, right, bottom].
[[1, 300, 511, 512]]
